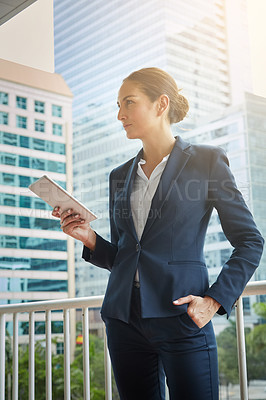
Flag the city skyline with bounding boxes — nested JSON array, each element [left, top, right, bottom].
[[52, 0, 265, 300], [0, 0, 265, 98]]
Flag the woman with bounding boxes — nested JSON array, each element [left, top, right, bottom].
[[53, 68, 264, 400]]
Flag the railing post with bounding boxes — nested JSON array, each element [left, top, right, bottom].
[[0, 314, 6, 400], [82, 307, 90, 400], [13, 313, 19, 400], [235, 297, 249, 400], [64, 309, 71, 400], [104, 328, 112, 400], [46, 310, 52, 400], [29, 312, 35, 400]]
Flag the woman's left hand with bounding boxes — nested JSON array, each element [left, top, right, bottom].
[[173, 295, 221, 328]]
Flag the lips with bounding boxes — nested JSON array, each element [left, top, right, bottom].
[[123, 124, 132, 129]]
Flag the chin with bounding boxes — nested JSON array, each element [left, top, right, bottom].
[[125, 129, 143, 141], [126, 132, 139, 140]]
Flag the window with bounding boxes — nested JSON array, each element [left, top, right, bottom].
[[52, 104, 62, 117], [3, 154, 16, 166], [0, 112, 8, 125], [16, 96, 27, 110], [34, 100, 45, 113], [5, 215, 15, 226], [0, 132, 65, 154], [53, 123, 63, 136], [56, 342, 64, 355], [35, 119, 45, 132], [16, 116, 27, 129], [2, 173, 15, 185], [19, 155, 30, 168], [0, 92, 8, 105], [0, 131, 17, 146]]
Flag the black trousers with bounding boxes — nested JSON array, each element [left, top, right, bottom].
[[104, 285, 219, 400]]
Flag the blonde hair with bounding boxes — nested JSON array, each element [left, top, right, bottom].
[[123, 67, 189, 124]]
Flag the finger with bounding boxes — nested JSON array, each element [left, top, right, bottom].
[[173, 295, 195, 305], [61, 213, 81, 228], [52, 206, 61, 217], [60, 208, 74, 223], [61, 219, 85, 234]]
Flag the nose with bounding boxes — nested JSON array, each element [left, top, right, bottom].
[[117, 106, 126, 121]]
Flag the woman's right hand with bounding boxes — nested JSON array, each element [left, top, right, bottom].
[[52, 207, 96, 251]]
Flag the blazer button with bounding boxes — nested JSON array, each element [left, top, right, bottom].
[[136, 243, 140, 252]]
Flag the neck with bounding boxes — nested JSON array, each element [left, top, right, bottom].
[[142, 128, 176, 163]]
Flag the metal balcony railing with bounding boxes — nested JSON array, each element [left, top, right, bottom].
[[0, 280, 266, 400]]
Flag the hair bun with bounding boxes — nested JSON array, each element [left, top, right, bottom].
[[170, 92, 189, 124]]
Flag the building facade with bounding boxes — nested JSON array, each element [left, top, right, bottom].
[[0, 59, 74, 332], [53, 0, 256, 297]]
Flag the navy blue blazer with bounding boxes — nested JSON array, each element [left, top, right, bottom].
[[82, 136, 264, 323]]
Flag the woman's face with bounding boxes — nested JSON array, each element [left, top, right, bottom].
[[117, 80, 160, 140]]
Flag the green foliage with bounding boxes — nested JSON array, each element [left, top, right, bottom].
[[253, 302, 266, 319], [217, 302, 266, 385], [245, 303, 266, 381], [216, 320, 239, 384], [5, 332, 108, 400]]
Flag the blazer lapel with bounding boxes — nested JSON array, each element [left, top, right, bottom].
[[122, 148, 143, 238], [141, 136, 191, 240]]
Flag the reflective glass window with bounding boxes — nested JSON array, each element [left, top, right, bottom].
[[19, 135, 29, 147], [0, 235, 67, 251], [35, 119, 45, 132], [53, 123, 63, 136], [19, 196, 31, 208], [0, 153, 16, 166], [16, 96, 27, 110], [0, 92, 8, 105], [0, 193, 52, 211], [4, 215, 16, 226], [0, 151, 66, 173], [16, 115, 27, 129], [0, 131, 65, 154], [34, 100, 45, 113], [52, 104, 62, 117], [0, 257, 67, 271], [0, 214, 61, 231], [0, 173, 66, 189], [0, 112, 8, 125], [0, 278, 67, 292], [56, 342, 64, 354]]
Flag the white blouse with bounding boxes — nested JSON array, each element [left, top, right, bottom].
[[130, 154, 170, 282]]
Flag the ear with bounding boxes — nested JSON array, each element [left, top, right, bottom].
[[157, 94, 169, 117]]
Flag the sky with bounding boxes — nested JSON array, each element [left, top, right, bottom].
[[0, 0, 265, 97], [246, 0, 266, 97]]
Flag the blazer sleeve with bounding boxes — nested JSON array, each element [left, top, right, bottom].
[[82, 170, 118, 271], [204, 148, 264, 317]]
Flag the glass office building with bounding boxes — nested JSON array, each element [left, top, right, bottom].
[[53, 0, 255, 297], [0, 58, 74, 312]]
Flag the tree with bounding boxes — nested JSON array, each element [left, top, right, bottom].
[[245, 302, 266, 382], [216, 302, 266, 386], [216, 320, 239, 385], [4, 331, 119, 400]]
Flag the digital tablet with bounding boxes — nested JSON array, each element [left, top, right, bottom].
[[29, 175, 98, 222]]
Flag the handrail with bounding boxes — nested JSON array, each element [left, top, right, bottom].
[[0, 280, 266, 400], [0, 295, 106, 400], [242, 280, 266, 296], [0, 294, 104, 314]]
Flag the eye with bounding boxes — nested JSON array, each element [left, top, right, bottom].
[[126, 100, 134, 106]]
